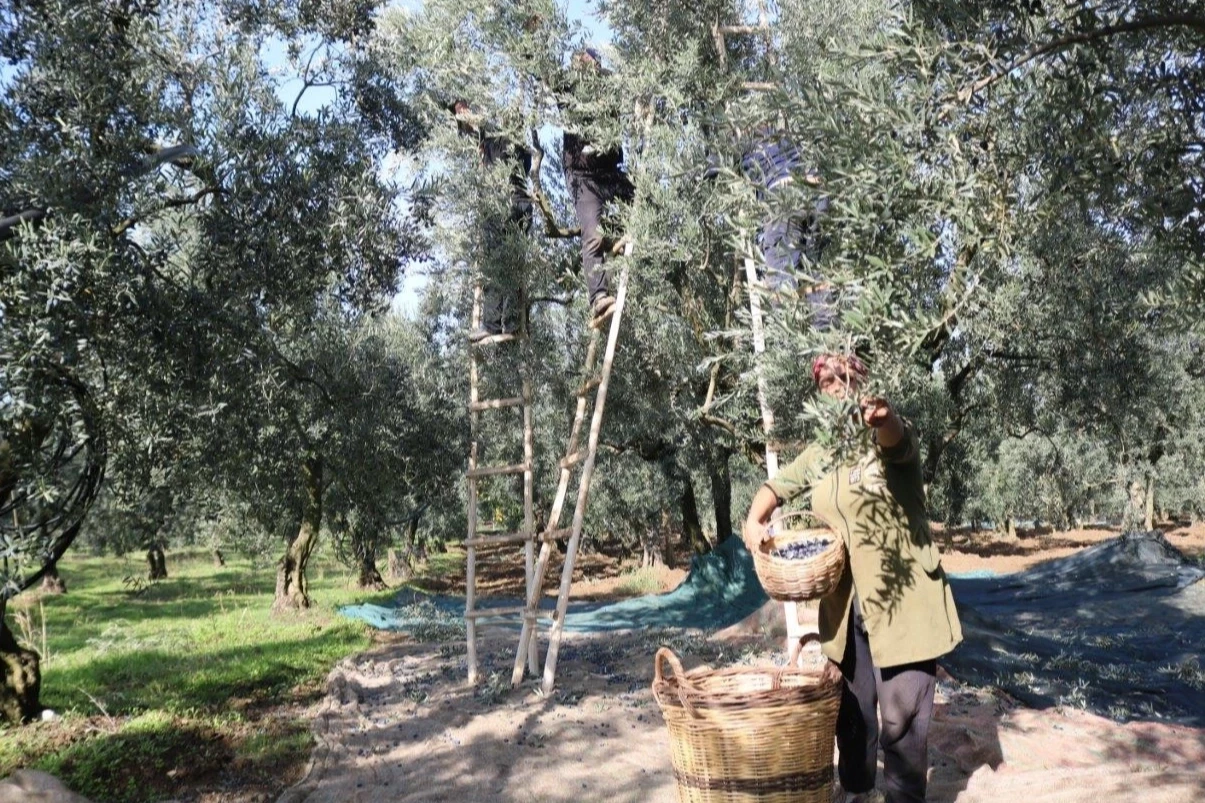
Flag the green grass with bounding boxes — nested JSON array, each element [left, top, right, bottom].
[[0, 546, 397, 802], [613, 566, 663, 597]]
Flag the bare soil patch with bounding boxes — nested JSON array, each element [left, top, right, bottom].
[[279, 525, 1204, 802], [281, 629, 1203, 802]]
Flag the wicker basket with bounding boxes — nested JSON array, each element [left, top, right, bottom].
[[652, 635, 841, 803], [751, 510, 846, 602]]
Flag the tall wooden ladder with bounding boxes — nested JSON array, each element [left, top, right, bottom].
[[512, 259, 631, 693], [464, 283, 540, 684], [713, 8, 807, 656]]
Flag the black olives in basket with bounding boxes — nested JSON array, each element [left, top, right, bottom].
[[771, 539, 832, 561]]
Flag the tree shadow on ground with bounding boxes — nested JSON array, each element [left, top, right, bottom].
[[279, 631, 730, 803], [43, 630, 360, 715], [943, 536, 1087, 560], [943, 534, 1205, 729], [415, 545, 622, 598]]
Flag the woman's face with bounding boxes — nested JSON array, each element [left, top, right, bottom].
[[815, 355, 865, 400]]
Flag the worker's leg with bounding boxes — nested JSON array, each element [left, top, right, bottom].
[[567, 169, 609, 306], [876, 659, 937, 803], [758, 213, 803, 297], [478, 198, 532, 334], [836, 605, 878, 795]]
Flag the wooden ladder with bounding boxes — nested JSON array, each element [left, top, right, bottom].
[[714, 9, 807, 655], [464, 283, 540, 684], [512, 260, 631, 693]]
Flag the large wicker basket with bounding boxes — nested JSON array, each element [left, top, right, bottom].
[[751, 510, 846, 602], [652, 635, 841, 803]]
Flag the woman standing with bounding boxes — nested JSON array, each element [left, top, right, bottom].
[[743, 354, 962, 803]]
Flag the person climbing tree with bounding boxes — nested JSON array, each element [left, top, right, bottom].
[[742, 354, 962, 803], [451, 99, 534, 342], [557, 48, 635, 323], [704, 123, 834, 326]]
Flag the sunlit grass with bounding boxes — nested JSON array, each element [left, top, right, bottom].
[[0, 545, 396, 802]]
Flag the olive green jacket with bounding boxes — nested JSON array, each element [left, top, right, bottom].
[[764, 424, 962, 668]]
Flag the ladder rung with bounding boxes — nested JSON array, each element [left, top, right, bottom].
[[470, 396, 525, 412], [577, 376, 602, 396], [559, 451, 583, 470], [717, 24, 772, 35], [471, 333, 519, 347], [464, 606, 539, 620], [466, 463, 529, 479], [466, 531, 532, 548]]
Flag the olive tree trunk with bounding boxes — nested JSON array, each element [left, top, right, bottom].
[[146, 546, 167, 580], [678, 472, 709, 555], [39, 562, 66, 595], [640, 509, 669, 569], [707, 448, 733, 544], [357, 556, 387, 590], [273, 455, 322, 612], [0, 600, 41, 724], [386, 548, 412, 581], [1144, 474, 1156, 531]]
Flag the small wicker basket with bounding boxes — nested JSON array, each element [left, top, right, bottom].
[[751, 510, 846, 602], [652, 634, 841, 803]]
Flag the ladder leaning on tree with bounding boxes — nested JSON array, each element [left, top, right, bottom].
[[462, 249, 633, 693], [463, 281, 540, 685], [512, 254, 630, 693], [712, 6, 809, 656]]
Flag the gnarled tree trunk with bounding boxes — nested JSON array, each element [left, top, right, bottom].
[[1144, 474, 1156, 531], [0, 601, 41, 724], [357, 556, 387, 590], [274, 455, 322, 612], [39, 562, 66, 595], [707, 448, 733, 544], [386, 548, 411, 581], [146, 546, 167, 580], [679, 472, 709, 555], [640, 510, 665, 569]]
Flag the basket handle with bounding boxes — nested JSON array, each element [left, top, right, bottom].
[[788, 633, 822, 668], [654, 647, 685, 685], [768, 508, 835, 532], [771, 633, 822, 689], [653, 647, 701, 719]]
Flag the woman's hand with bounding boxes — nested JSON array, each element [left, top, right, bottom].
[[860, 396, 904, 449], [859, 396, 896, 428], [742, 519, 771, 552], [821, 660, 843, 686], [743, 485, 780, 552]]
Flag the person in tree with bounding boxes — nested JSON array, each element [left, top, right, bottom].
[[740, 127, 827, 287], [558, 48, 635, 323], [451, 99, 534, 342], [704, 125, 833, 326], [742, 354, 962, 803]]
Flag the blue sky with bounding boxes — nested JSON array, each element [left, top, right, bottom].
[[0, 2, 611, 317], [386, 0, 614, 316], [258, 0, 615, 316]]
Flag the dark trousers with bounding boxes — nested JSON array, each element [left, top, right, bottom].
[[836, 602, 936, 803], [756, 194, 832, 329], [565, 168, 634, 304], [480, 198, 532, 329]]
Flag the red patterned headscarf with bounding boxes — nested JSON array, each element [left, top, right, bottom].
[[812, 354, 867, 385]]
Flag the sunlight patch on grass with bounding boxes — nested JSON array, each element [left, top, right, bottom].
[[1, 545, 397, 801]]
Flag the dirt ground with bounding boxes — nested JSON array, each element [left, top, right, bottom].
[[278, 524, 1205, 803]]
